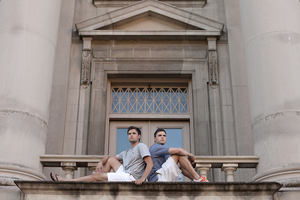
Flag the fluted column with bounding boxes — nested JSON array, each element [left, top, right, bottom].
[[0, 0, 62, 181], [239, 0, 300, 182]]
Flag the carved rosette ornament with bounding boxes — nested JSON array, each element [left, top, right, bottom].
[[208, 50, 218, 88], [81, 50, 91, 86]]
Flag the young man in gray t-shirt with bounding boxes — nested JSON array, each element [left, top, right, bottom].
[[50, 126, 153, 185]]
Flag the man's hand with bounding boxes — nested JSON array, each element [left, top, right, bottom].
[[95, 156, 111, 172], [95, 162, 103, 172], [134, 179, 144, 185], [187, 154, 195, 164]]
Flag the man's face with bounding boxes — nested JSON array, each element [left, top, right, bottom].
[[154, 131, 166, 145], [128, 129, 141, 144]]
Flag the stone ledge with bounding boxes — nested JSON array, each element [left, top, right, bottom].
[[15, 181, 282, 200], [93, 0, 207, 8]]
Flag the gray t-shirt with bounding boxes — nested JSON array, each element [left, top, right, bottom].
[[116, 143, 150, 179]]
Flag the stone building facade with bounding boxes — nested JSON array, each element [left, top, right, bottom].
[[0, 0, 300, 199]]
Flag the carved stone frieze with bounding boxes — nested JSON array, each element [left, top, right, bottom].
[[81, 50, 91, 86], [208, 50, 218, 88]]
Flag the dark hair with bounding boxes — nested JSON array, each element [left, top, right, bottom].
[[127, 126, 141, 136], [154, 129, 166, 137]]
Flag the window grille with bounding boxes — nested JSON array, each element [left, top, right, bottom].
[[111, 87, 188, 114]]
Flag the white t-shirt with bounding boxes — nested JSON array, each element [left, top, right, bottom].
[[116, 143, 150, 179]]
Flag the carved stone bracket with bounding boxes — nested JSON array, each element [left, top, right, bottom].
[[81, 50, 91, 86], [207, 37, 218, 88], [81, 37, 92, 87]]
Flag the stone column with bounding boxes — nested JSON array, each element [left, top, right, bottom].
[[0, 0, 62, 182], [239, 0, 300, 182]]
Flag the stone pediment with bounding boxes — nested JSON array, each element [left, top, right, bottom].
[[96, 11, 204, 31], [76, 0, 223, 40]]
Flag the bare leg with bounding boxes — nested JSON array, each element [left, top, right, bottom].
[[180, 165, 195, 180], [50, 171, 108, 182], [50, 157, 122, 182], [170, 155, 200, 180], [101, 157, 122, 173]]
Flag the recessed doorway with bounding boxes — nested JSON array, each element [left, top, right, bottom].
[[109, 121, 190, 155]]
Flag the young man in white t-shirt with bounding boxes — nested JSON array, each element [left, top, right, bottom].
[[147, 129, 209, 182], [50, 126, 153, 185]]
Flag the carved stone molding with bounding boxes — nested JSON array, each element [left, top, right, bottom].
[[208, 50, 218, 88], [81, 37, 92, 87], [93, 0, 207, 8], [81, 50, 91, 86], [0, 164, 46, 183], [207, 37, 218, 88]]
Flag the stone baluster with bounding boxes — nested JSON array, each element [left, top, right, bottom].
[[196, 163, 212, 178], [61, 162, 78, 179], [222, 163, 238, 182]]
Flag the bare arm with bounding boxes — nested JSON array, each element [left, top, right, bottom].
[[135, 156, 153, 185], [168, 148, 195, 164]]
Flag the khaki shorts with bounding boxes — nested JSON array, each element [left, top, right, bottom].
[[107, 165, 136, 182], [156, 157, 182, 182]]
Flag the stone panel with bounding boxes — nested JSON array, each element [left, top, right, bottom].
[[93, 41, 207, 59], [218, 58, 231, 89], [0, 186, 22, 200], [194, 121, 210, 155], [88, 88, 107, 155], [211, 138, 224, 156], [46, 86, 68, 154], [223, 0, 253, 166], [231, 87, 253, 156]]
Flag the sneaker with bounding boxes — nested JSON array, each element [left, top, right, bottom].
[[193, 175, 209, 182]]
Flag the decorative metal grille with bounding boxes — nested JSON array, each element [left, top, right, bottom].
[[111, 87, 188, 113]]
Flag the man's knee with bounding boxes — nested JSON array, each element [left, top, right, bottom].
[[106, 157, 120, 166], [92, 172, 107, 181], [107, 157, 121, 171], [107, 157, 117, 163], [171, 155, 180, 163], [178, 155, 190, 163]]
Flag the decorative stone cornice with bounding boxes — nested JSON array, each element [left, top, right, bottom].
[[76, 0, 223, 40], [93, 0, 207, 8]]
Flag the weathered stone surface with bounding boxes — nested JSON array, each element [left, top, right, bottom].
[[15, 181, 282, 200], [0, 186, 22, 200], [0, 0, 62, 182], [239, 0, 300, 182]]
